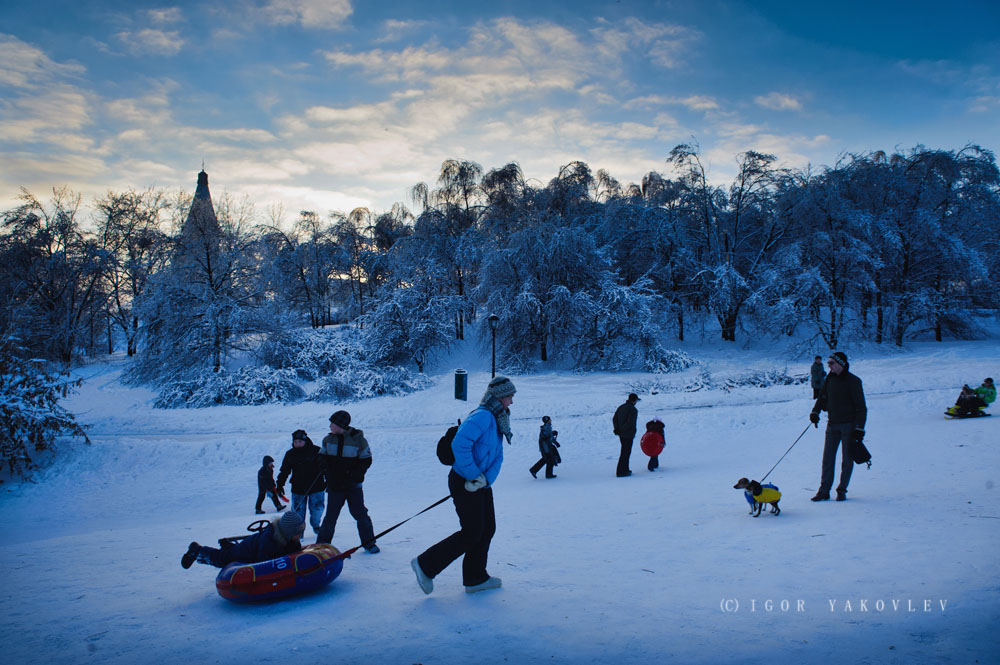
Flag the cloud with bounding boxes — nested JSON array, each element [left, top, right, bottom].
[[258, 0, 352, 29], [116, 28, 185, 56], [147, 7, 184, 25], [754, 92, 803, 111], [968, 95, 1000, 112], [0, 34, 86, 88]]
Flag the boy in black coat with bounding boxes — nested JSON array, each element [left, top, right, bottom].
[[276, 430, 326, 534], [182, 510, 305, 569], [256, 455, 285, 514]]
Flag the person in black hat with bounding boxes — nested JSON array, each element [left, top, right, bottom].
[[316, 410, 379, 553], [529, 415, 558, 479], [276, 429, 326, 535], [612, 393, 640, 477], [182, 510, 305, 569], [809, 351, 867, 501], [256, 455, 286, 514]]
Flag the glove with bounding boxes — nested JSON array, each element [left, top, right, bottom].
[[809, 412, 820, 426], [853, 429, 865, 445], [464, 474, 488, 492]]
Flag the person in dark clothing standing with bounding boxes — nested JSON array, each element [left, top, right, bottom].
[[529, 415, 558, 479], [809, 351, 867, 502], [810, 355, 826, 399], [256, 455, 286, 514], [182, 510, 305, 569], [412, 375, 516, 595], [276, 429, 326, 535], [316, 410, 379, 553], [612, 393, 640, 477]]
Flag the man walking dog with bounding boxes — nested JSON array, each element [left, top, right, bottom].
[[809, 351, 867, 502]]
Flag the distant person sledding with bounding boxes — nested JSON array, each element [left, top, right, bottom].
[[945, 378, 995, 418]]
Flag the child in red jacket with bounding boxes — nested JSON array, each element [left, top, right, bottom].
[[640, 418, 665, 471]]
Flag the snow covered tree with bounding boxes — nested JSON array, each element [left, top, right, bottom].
[[94, 188, 171, 356], [0, 188, 111, 363], [0, 334, 88, 477]]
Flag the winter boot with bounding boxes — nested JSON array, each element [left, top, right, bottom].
[[364, 543, 380, 554], [255, 509, 265, 515], [411, 558, 433, 595], [465, 576, 502, 594], [181, 542, 200, 569], [835, 490, 847, 501], [810, 492, 830, 501]]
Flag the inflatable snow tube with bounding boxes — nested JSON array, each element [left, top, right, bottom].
[[216, 544, 343, 602], [639, 432, 665, 457]]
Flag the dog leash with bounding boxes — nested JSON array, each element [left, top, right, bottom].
[[760, 423, 813, 482]]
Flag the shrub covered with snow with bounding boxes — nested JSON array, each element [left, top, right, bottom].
[[154, 366, 305, 408], [0, 337, 89, 477]]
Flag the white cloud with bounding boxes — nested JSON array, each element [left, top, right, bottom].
[[0, 34, 86, 88], [147, 7, 184, 25], [116, 28, 185, 56], [754, 92, 803, 111], [258, 0, 352, 29]]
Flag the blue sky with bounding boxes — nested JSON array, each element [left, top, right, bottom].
[[2, 0, 998, 218]]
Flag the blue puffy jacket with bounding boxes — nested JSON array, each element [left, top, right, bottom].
[[451, 406, 504, 485]]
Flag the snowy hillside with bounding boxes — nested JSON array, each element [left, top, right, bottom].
[[1, 341, 998, 664]]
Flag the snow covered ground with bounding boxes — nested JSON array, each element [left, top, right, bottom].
[[2, 340, 998, 664]]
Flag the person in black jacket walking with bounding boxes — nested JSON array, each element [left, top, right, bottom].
[[809, 351, 867, 501], [316, 410, 379, 553], [612, 393, 640, 477], [276, 429, 326, 535], [529, 415, 558, 479], [256, 455, 286, 514]]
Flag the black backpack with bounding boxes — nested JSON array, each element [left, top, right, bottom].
[[436, 419, 461, 466]]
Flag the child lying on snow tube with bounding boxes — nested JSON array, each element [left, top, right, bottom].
[[181, 510, 304, 569]]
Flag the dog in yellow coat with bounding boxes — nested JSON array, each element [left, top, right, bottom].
[[733, 478, 781, 516]]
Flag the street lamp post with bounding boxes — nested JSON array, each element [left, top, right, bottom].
[[487, 314, 499, 378]]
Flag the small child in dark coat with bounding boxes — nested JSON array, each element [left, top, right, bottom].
[[182, 510, 305, 569], [256, 455, 286, 514], [640, 418, 665, 471], [529, 416, 560, 479]]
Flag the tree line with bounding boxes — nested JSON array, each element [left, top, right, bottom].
[[2, 144, 998, 380]]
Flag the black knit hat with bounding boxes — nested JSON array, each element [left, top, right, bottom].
[[292, 429, 307, 441], [262, 455, 274, 466], [329, 410, 351, 429], [831, 351, 849, 369]]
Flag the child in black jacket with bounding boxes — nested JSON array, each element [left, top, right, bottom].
[[256, 455, 286, 514]]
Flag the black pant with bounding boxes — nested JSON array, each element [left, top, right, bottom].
[[617, 434, 634, 475], [647, 454, 659, 471], [820, 423, 855, 495], [316, 486, 375, 546], [417, 470, 496, 587], [256, 490, 283, 511], [530, 456, 555, 478]]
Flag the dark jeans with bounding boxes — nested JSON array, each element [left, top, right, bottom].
[[256, 490, 283, 511], [530, 456, 556, 478], [417, 470, 496, 587], [820, 423, 855, 495], [617, 434, 634, 475], [196, 545, 236, 568], [956, 395, 987, 414], [316, 486, 375, 547]]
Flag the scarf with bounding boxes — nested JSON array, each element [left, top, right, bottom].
[[479, 394, 513, 444]]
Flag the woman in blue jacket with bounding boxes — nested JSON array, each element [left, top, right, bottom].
[[412, 375, 516, 595]]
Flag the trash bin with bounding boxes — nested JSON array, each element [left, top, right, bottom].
[[454, 369, 468, 401]]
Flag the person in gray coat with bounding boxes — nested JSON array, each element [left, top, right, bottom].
[[612, 393, 640, 477], [810, 355, 826, 399], [809, 351, 867, 502]]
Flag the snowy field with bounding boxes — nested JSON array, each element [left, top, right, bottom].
[[2, 340, 999, 664]]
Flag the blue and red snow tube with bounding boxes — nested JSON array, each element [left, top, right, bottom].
[[215, 543, 344, 602]]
